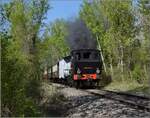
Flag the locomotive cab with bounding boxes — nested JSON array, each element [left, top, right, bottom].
[[71, 49, 102, 87]]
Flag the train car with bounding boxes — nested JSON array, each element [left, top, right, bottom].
[[49, 56, 71, 83], [70, 49, 102, 87], [52, 64, 59, 78], [58, 56, 71, 84], [48, 63, 59, 82], [59, 56, 71, 79]]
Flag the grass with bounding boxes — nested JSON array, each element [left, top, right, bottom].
[[103, 79, 150, 96], [39, 81, 67, 117]]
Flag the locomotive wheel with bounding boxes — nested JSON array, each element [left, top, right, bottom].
[[79, 81, 83, 88], [74, 81, 79, 89]]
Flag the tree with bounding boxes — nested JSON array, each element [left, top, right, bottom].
[[80, 0, 135, 80], [42, 19, 70, 65], [1, 0, 49, 116], [136, 0, 150, 81], [80, 0, 108, 72]]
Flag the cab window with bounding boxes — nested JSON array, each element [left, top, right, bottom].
[[75, 53, 81, 60], [83, 52, 91, 59], [93, 52, 99, 59]]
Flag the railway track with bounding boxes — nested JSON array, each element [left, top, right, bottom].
[[85, 89, 150, 112], [50, 81, 150, 112], [50, 82, 150, 117]]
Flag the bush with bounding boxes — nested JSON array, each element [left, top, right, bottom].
[[1, 37, 41, 116], [131, 65, 146, 84], [98, 70, 112, 87]]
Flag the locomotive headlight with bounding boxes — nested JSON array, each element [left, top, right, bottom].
[[96, 68, 100, 74], [77, 68, 81, 74]]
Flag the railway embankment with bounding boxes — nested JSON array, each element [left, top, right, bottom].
[[39, 81, 150, 117], [39, 82, 67, 117], [103, 79, 150, 97]]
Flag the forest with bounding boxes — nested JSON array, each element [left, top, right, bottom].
[[1, 0, 150, 116]]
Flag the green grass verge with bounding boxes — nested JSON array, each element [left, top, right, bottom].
[[103, 79, 150, 96]]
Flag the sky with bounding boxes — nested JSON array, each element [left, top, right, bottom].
[[44, 0, 83, 24], [1, 0, 83, 23]]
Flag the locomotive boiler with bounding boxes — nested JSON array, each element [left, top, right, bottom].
[[70, 49, 102, 87]]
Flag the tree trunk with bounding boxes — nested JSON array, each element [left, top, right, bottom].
[[51, 66, 53, 78], [144, 64, 148, 81], [110, 57, 114, 78], [120, 45, 124, 81], [46, 65, 48, 80], [96, 35, 107, 73]]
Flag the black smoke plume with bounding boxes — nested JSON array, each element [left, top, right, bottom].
[[66, 19, 97, 50]]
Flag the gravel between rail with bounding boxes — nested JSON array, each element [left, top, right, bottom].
[[43, 82, 150, 117], [85, 89, 150, 112]]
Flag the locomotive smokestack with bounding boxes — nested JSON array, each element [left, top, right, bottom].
[[66, 19, 97, 50]]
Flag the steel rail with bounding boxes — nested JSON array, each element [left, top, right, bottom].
[[85, 89, 150, 112]]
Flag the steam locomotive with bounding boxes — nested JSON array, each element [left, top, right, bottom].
[[47, 49, 103, 88]]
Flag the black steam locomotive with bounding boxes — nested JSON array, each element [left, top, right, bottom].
[[47, 49, 103, 88], [71, 49, 102, 87]]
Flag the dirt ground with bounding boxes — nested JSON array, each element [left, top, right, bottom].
[[39, 81, 150, 117]]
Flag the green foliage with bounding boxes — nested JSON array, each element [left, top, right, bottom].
[[138, 0, 150, 15], [1, 0, 150, 116], [132, 65, 142, 81], [1, 34, 34, 116], [80, 0, 150, 83], [40, 19, 70, 67], [1, 0, 49, 116]]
